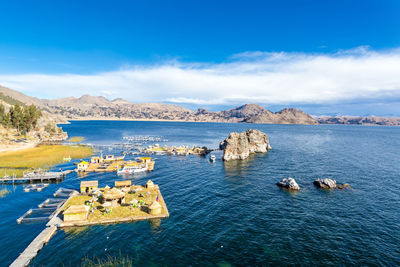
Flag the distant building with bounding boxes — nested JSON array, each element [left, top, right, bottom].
[[77, 161, 89, 171]]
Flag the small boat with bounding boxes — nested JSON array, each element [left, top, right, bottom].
[[117, 165, 147, 175], [63, 156, 71, 162], [209, 154, 216, 162]]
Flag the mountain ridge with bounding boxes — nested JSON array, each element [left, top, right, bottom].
[[1, 85, 400, 125]]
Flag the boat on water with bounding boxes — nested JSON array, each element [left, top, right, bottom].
[[209, 154, 216, 162], [63, 156, 71, 162], [117, 165, 147, 175]]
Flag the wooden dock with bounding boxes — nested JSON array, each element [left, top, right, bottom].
[[11, 189, 78, 266], [10, 226, 57, 267], [0, 170, 74, 184]]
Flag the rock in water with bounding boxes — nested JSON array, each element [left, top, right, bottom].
[[219, 129, 272, 161], [313, 178, 337, 189], [277, 178, 300, 190]]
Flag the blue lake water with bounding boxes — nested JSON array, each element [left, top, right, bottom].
[[1, 121, 400, 266]]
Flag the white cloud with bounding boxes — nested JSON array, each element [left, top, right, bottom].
[[1, 47, 400, 106]]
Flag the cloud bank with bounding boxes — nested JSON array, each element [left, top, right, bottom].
[[1, 47, 400, 110]]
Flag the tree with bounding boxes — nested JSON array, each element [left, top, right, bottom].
[[9, 104, 24, 133], [22, 104, 42, 132], [0, 104, 5, 126]]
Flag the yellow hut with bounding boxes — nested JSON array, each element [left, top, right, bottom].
[[80, 180, 98, 194], [145, 180, 155, 189], [77, 161, 89, 171], [115, 180, 132, 190], [148, 201, 162, 215], [140, 157, 152, 164], [63, 205, 88, 222]]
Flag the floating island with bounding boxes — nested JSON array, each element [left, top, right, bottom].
[[60, 180, 169, 227]]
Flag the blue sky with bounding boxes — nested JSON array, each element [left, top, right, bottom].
[[1, 0, 400, 116]]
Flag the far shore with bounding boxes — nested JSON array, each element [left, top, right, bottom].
[[62, 118, 399, 127]]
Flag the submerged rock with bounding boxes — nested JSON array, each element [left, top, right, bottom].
[[336, 183, 352, 190], [313, 178, 337, 189], [219, 129, 271, 161], [277, 178, 300, 190]]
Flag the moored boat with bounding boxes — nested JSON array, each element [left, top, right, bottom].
[[117, 165, 147, 175], [209, 154, 216, 162]]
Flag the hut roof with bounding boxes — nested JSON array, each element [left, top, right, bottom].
[[115, 180, 132, 187], [149, 201, 161, 209], [146, 180, 154, 186], [64, 205, 87, 214], [80, 180, 98, 187], [103, 188, 125, 200]]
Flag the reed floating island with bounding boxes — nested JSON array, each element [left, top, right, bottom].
[[76, 155, 155, 173], [144, 143, 210, 156], [59, 179, 169, 227]]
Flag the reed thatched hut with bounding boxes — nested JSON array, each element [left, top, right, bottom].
[[63, 205, 88, 222], [80, 180, 98, 194], [115, 180, 132, 189], [145, 180, 155, 189], [148, 201, 162, 215], [102, 188, 125, 207]]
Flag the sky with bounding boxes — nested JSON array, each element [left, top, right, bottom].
[[0, 0, 400, 116]]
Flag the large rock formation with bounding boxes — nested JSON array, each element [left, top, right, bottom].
[[313, 178, 337, 189], [277, 178, 300, 190], [313, 178, 351, 190], [219, 129, 272, 161]]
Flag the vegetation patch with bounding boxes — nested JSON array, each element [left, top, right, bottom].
[[0, 145, 93, 177], [68, 136, 85, 143], [0, 188, 10, 198], [81, 254, 133, 267]]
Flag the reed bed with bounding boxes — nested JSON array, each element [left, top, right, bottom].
[[68, 136, 85, 143], [81, 254, 133, 267], [0, 145, 93, 177], [0, 188, 10, 198], [0, 168, 25, 178]]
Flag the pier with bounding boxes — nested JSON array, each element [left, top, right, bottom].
[[11, 188, 78, 266], [0, 170, 73, 184]]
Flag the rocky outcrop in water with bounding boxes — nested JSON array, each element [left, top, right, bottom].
[[314, 178, 337, 189], [313, 178, 351, 189], [219, 129, 272, 161], [277, 178, 300, 190]]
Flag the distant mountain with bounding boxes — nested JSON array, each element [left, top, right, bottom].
[[2, 85, 400, 125], [317, 116, 400, 126]]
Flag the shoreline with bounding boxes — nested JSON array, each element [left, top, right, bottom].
[[61, 118, 400, 127], [0, 141, 38, 154]]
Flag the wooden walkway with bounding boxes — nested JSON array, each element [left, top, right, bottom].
[[10, 226, 57, 267], [0, 170, 73, 184], [11, 189, 78, 267]]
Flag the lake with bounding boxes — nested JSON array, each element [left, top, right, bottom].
[[1, 121, 400, 266]]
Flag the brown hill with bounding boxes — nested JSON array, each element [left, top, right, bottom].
[[8, 84, 400, 125]]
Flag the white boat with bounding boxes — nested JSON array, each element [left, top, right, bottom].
[[117, 165, 147, 175], [209, 154, 216, 162]]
